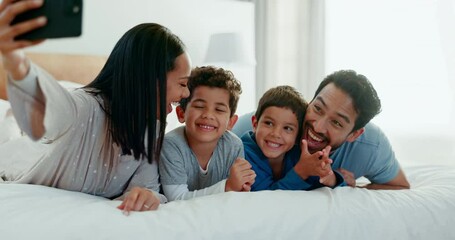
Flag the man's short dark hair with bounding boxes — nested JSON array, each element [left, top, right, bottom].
[[313, 70, 381, 131]]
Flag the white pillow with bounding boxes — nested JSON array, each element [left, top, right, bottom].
[[0, 99, 10, 121], [0, 100, 22, 144], [0, 136, 48, 181], [0, 81, 83, 144], [0, 81, 83, 181]]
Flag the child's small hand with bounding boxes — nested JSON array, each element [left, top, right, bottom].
[[225, 158, 256, 192], [295, 140, 334, 180], [312, 146, 338, 187], [317, 145, 334, 179], [241, 178, 256, 192], [117, 187, 160, 216]]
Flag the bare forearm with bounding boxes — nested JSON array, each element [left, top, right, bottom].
[[2, 51, 30, 80], [362, 183, 410, 190], [363, 169, 411, 190], [320, 173, 336, 187]]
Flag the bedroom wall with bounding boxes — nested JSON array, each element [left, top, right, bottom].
[[325, 0, 455, 167], [253, 0, 455, 167], [26, 0, 256, 126]]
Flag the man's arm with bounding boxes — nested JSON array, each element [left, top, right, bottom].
[[339, 168, 410, 190], [363, 169, 410, 190], [336, 123, 410, 190]]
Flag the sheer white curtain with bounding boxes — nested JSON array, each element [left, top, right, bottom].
[[325, 0, 455, 166], [254, 0, 455, 166], [253, 0, 325, 101]]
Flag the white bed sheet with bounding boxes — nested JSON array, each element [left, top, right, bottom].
[[1, 89, 455, 239], [1, 165, 454, 240]]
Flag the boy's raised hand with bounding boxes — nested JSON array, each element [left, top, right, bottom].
[[317, 146, 337, 187], [294, 140, 336, 186], [117, 187, 160, 216], [225, 158, 256, 192]]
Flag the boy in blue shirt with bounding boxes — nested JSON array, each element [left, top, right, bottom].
[[241, 85, 344, 191], [159, 66, 256, 201], [234, 70, 410, 190]]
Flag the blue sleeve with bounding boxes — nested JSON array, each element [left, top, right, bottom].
[[332, 170, 346, 187], [272, 170, 345, 190], [331, 123, 401, 184], [247, 151, 319, 191], [251, 166, 314, 191], [243, 132, 327, 191], [364, 124, 400, 184], [242, 136, 310, 191], [365, 136, 400, 184]]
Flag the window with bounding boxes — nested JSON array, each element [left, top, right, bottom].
[[325, 0, 455, 165]]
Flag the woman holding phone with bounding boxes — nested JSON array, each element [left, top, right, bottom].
[[0, 0, 191, 214]]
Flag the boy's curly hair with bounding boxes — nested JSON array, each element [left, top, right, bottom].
[[179, 66, 242, 117]]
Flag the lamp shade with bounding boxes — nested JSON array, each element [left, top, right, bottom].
[[204, 32, 254, 65]]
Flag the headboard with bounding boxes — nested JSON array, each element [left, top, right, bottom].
[[0, 52, 107, 100]]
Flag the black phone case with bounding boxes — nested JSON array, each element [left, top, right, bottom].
[[11, 0, 83, 40]]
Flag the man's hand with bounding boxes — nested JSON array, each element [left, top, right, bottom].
[[337, 168, 356, 187], [225, 158, 256, 192], [117, 187, 160, 215]]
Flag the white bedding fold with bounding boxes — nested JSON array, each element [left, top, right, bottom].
[[1, 165, 454, 240]]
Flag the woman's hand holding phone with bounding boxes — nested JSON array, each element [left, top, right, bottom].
[[10, 0, 83, 41], [0, 0, 47, 80]]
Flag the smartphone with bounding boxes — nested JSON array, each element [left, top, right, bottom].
[[11, 0, 83, 40]]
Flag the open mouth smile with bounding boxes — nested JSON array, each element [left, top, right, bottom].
[[308, 128, 323, 142]]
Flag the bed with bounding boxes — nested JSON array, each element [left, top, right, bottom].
[[1, 53, 455, 240]]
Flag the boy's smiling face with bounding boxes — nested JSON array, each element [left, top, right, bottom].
[[177, 86, 237, 146], [252, 106, 299, 163]]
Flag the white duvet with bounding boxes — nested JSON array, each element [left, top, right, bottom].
[[0, 165, 454, 240], [1, 96, 455, 240]]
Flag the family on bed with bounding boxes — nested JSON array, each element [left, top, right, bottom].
[[0, 0, 409, 215]]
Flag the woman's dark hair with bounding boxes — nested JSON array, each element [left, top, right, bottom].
[[313, 70, 382, 131], [84, 23, 186, 163]]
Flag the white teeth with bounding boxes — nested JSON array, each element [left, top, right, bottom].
[[308, 129, 323, 142], [171, 102, 180, 106], [198, 124, 215, 130], [266, 140, 281, 148]]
